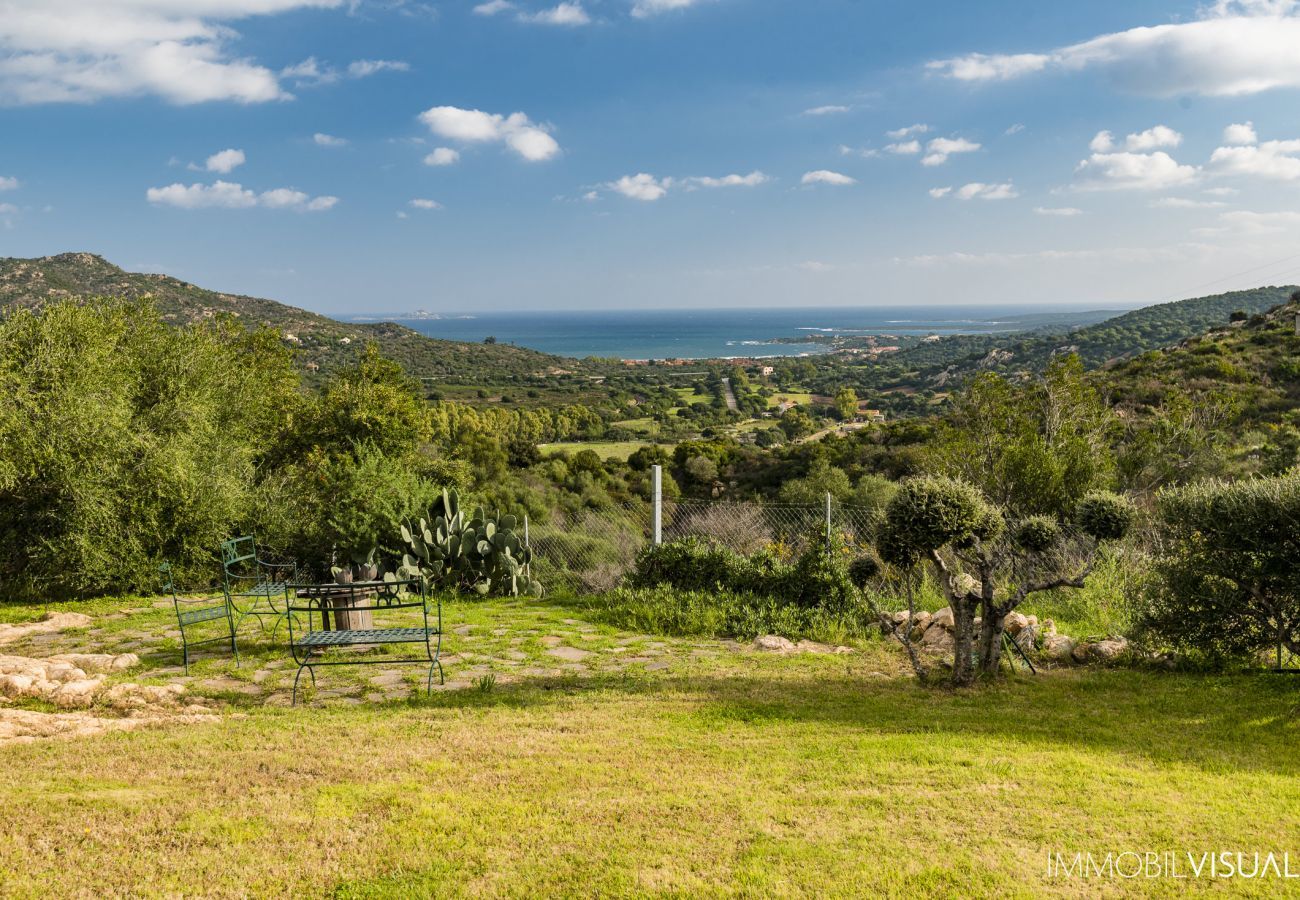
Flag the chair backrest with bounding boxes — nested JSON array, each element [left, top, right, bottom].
[[221, 535, 257, 570], [159, 561, 178, 598]]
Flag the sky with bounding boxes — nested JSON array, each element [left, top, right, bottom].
[[2, 0, 1300, 314]]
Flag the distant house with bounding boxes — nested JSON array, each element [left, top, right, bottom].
[[339, 337, 352, 345], [759, 365, 775, 376]]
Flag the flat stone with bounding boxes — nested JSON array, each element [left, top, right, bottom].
[[644, 661, 670, 671], [452, 625, 472, 636], [251, 670, 274, 684], [369, 671, 406, 687], [547, 646, 591, 663], [540, 636, 564, 648], [200, 676, 261, 695], [504, 650, 527, 661]]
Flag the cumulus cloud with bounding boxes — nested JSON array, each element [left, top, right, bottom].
[[927, 1, 1300, 97], [1075, 150, 1199, 191], [952, 181, 1018, 200], [608, 173, 671, 201], [146, 180, 337, 211], [0, 176, 18, 191], [1034, 206, 1083, 216], [519, 3, 590, 25], [631, 0, 709, 17], [922, 137, 981, 166], [801, 170, 856, 186], [1209, 137, 1300, 180], [886, 123, 929, 140], [424, 147, 460, 166], [313, 132, 347, 147], [1089, 126, 1182, 153], [1223, 121, 1259, 145], [347, 59, 410, 78], [204, 148, 245, 174], [283, 56, 409, 88], [601, 170, 768, 200], [418, 105, 560, 161], [473, 0, 514, 13], [409, 198, 442, 210], [885, 140, 921, 155], [928, 187, 952, 198], [0, 0, 350, 105]]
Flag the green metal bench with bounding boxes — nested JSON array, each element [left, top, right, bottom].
[[284, 577, 443, 705], [220, 535, 297, 633], [160, 561, 237, 673]]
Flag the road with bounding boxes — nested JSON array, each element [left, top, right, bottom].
[[720, 377, 739, 412]]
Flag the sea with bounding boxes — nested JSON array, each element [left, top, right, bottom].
[[356, 305, 1123, 361]]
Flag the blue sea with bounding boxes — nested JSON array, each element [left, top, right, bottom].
[[357, 305, 1121, 361]]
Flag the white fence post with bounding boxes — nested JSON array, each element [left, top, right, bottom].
[[825, 492, 832, 551], [652, 465, 663, 545], [524, 514, 530, 549]]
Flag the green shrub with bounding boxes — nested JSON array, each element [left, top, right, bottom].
[[1013, 516, 1060, 553], [1075, 490, 1135, 541]]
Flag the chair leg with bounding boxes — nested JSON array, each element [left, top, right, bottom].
[[181, 633, 190, 675], [292, 664, 311, 706]]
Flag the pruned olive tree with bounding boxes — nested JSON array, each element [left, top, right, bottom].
[[1145, 472, 1300, 665], [876, 476, 1134, 686]]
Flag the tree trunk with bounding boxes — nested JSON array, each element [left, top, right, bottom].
[[976, 612, 1005, 677], [950, 597, 977, 687]]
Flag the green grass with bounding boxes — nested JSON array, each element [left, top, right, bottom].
[[0, 595, 1297, 897], [539, 440, 655, 460], [768, 391, 815, 408]]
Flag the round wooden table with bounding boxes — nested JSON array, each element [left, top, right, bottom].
[[295, 583, 380, 632]]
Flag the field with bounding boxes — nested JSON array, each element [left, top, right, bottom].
[[2, 596, 1298, 897], [538, 440, 653, 460]]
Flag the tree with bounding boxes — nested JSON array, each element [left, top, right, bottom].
[[778, 407, 815, 441], [1145, 472, 1300, 664], [834, 386, 859, 421], [877, 476, 1133, 686]]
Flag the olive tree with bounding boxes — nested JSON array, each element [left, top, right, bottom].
[[1146, 472, 1300, 664], [876, 476, 1134, 686]]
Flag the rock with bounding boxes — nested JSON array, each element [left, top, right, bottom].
[[1090, 638, 1130, 662], [795, 640, 834, 654], [753, 635, 796, 653], [1014, 624, 1039, 651], [51, 677, 104, 708], [0, 612, 93, 645], [920, 626, 954, 653], [1043, 635, 1076, 662], [890, 611, 909, 625], [914, 612, 932, 632], [1004, 612, 1030, 636], [929, 608, 954, 630], [547, 646, 592, 662], [1041, 618, 1057, 638], [1071, 642, 1091, 664], [47, 653, 139, 674]]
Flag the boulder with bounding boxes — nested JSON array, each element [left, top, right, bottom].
[[1090, 638, 1130, 662], [1041, 618, 1057, 638], [1013, 624, 1039, 651], [929, 607, 954, 630], [920, 625, 954, 653], [1043, 635, 1077, 662], [754, 635, 796, 653], [1004, 612, 1030, 636], [48, 653, 139, 674]]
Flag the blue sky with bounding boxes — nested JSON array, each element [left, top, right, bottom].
[[2, 0, 1300, 313]]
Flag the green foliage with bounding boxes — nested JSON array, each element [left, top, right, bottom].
[[627, 537, 859, 615], [877, 475, 994, 560], [0, 297, 297, 599], [847, 552, 882, 589], [833, 386, 858, 421], [1012, 516, 1060, 553], [1075, 490, 1135, 542], [396, 488, 540, 597], [1143, 473, 1300, 660]]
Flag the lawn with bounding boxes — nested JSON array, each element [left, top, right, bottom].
[[1, 595, 1297, 897], [768, 391, 815, 408], [538, 440, 654, 461]]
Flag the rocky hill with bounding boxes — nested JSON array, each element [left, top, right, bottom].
[[0, 253, 573, 379]]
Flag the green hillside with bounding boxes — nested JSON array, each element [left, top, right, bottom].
[[0, 253, 572, 379]]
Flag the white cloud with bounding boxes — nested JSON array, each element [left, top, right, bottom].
[[1150, 197, 1228, 209], [204, 148, 245, 174], [0, 202, 17, 214], [922, 136, 981, 166], [1211, 209, 1300, 234], [801, 170, 856, 186], [884, 140, 921, 155], [1210, 138, 1300, 180], [927, 1, 1300, 97], [409, 198, 442, 210], [519, 3, 590, 25], [631, 0, 708, 18], [474, 0, 514, 14], [803, 105, 851, 116], [684, 171, 769, 188], [313, 132, 347, 147], [0, 176, 18, 191], [1205, 186, 1239, 196], [886, 123, 929, 139], [1125, 125, 1183, 151], [283, 56, 409, 87], [424, 147, 460, 166], [0, 0, 349, 105], [1075, 151, 1199, 191], [954, 181, 1018, 200], [1005, 123, 1025, 135], [146, 180, 337, 211], [1223, 122, 1259, 145], [895, 243, 1213, 267], [418, 105, 560, 161], [928, 187, 952, 198], [1089, 131, 1115, 153], [1034, 206, 1083, 216], [608, 173, 672, 201]]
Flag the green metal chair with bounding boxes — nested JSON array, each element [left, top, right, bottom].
[[220, 535, 297, 633], [161, 561, 238, 674]]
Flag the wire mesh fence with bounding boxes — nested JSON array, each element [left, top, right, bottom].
[[525, 478, 883, 594]]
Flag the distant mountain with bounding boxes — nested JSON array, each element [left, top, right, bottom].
[[0, 253, 573, 379], [907, 285, 1300, 386]]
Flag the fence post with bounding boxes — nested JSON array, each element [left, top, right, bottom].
[[652, 465, 663, 545], [524, 514, 530, 549], [825, 492, 832, 551]]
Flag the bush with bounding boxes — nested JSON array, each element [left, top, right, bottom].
[[1013, 516, 1060, 553], [1075, 490, 1135, 541]]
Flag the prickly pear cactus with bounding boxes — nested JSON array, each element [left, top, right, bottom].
[[394, 488, 542, 597]]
